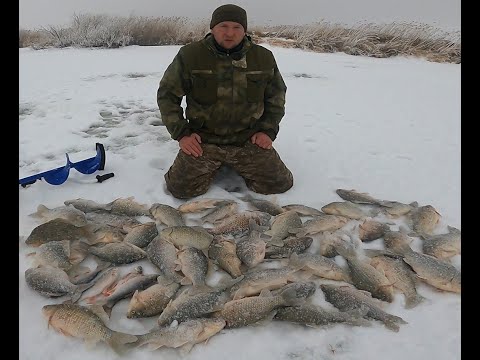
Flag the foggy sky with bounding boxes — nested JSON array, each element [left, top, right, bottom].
[[19, 0, 461, 31]]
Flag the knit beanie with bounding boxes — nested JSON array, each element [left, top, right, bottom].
[[210, 4, 247, 31]]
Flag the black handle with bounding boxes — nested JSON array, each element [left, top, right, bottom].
[[96, 173, 114, 183]]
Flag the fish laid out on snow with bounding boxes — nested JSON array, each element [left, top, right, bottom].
[[20, 191, 460, 355]]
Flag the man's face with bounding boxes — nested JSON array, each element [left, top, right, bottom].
[[211, 21, 245, 49]]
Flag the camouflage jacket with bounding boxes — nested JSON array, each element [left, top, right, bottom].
[[157, 34, 287, 145]]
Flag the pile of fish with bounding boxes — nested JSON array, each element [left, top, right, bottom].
[[21, 189, 461, 355]]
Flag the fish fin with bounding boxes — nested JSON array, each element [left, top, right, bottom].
[[288, 228, 307, 238], [69, 241, 90, 264], [259, 288, 273, 297], [188, 284, 212, 296], [180, 277, 193, 286], [288, 252, 305, 270], [332, 240, 356, 259], [178, 342, 195, 355], [102, 303, 113, 318], [29, 204, 50, 218], [71, 282, 95, 303], [88, 304, 110, 323], [267, 237, 285, 247], [174, 262, 183, 272]]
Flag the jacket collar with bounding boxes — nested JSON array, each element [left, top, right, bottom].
[[203, 33, 252, 60]]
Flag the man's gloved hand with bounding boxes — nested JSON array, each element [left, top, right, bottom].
[[179, 133, 203, 157], [251, 132, 272, 149]]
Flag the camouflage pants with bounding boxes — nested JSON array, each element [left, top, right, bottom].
[[164, 142, 293, 199]]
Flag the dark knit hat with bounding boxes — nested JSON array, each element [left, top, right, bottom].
[[210, 4, 247, 31]]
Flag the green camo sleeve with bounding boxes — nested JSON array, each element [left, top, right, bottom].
[[257, 58, 287, 141], [157, 52, 191, 140]]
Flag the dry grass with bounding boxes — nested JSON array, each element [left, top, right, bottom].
[[19, 13, 460, 64]]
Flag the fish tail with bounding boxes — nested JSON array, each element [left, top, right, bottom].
[[332, 240, 356, 259], [71, 282, 95, 303], [107, 331, 138, 354], [405, 293, 426, 309], [288, 252, 305, 270], [381, 313, 408, 332]]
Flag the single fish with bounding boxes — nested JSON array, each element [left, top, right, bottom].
[[380, 201, 418, 217], [389, 245, 461, 293], [123, 222, 158, 248], [358, 219, 390, 242], [289, 214, 349, 238], [409, 205, 441, 236], [264, 210, 302, 247], [271, 281, 317, 300], [289, 252, 352, 283], [88, 242, 147, 264], [334, 241, 394, 302], [207, 211, 271, 237], [157, 287, 230, 326], [159, 226, 213, 250], [281, 204, 323, 217], [265, 236, 313, 259], [240, 194, 285, 216], [335, 189, 384, 205], [109, 196, 151, 217], [29, 240, 88, 270], [236, 226, 267, 269], [25, 218, 94, 247], [146, 235, 184, 283], [369, 254, 426, 308], [64, 198, 112, 213], [321, 201, 373, 220], [25, 266, 93, 302], [200, 201, 239, 224], [422, 226, 461, 260], [274, 304, 371, 327], [42, 303, 137, 354], [214, 287, 304, 328], [230, 267, 301, 300], [150, 203, 185, 226], [86, 211, 141, 229], [127, 277, 180, 318], [208, 236, 243, 278], [320, 284, 407, 332], [29, 204, 87, 227], [178, 198, 230, 213], [175, 246, 209, 287]]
